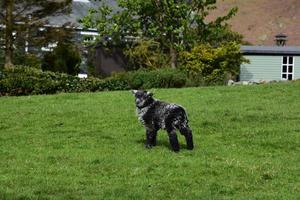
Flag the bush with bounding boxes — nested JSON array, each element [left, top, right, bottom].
[[41, 42, 81, 75], [0, 66, 79, 96], [123, 39, 169, 70], [179, 42, 249, 84], [14, 53, 41, 69], [0, 66, 188, 96], [102, 68, 188, 90], [119, 68, 187, 89]]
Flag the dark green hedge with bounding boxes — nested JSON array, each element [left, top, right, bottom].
[[0, 66, 188, 96], [118, 68, 188, 89]]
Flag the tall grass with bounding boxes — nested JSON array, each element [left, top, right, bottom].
[[0, 83, 299, 200]]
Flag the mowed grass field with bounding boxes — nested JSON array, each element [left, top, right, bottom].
[[0, 83, 299, 200]]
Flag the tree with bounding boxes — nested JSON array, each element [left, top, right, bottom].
[[179, 42, 249, 83], [80, 0, 240, 68], [0, 0, 72, 69], [41, 42, 81, 75], [2, 0, 13, 68]]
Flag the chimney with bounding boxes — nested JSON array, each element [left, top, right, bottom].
[[275, 34, 287, 46]]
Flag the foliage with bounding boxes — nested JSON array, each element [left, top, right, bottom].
[[0, 66, 79, 96], [1, 84, 300, 199], [80, 0, 240, 68], [179, 42, 249, 83], [0, 48, 4, 68], [13, 52, 41, 69], [41, 43, 82, 75], [0, 66, 132, 96], [0, 0, 73, 67], [86, 48, 97, 77], [119, 68, 188, 89], [204, 24, 245, 46], [123, 39, 169, 70], [0, 66, 190, 96]]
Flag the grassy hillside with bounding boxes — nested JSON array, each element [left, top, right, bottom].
[[208, 0, 300, 45], [0, 83, 300, 200]]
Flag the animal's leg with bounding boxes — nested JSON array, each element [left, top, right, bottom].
[[167, 129, 180, 152], [145, 128, 156, 148], [179, 125, 194, 150], [150, 130, 158, 146]]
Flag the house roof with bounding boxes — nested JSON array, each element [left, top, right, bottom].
[[241, 45, 300, 56], [45, 0, 117, 29]]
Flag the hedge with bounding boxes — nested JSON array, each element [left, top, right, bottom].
[[0, 66, 188, 96]]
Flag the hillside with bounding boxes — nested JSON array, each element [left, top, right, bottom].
[[208, 0, 300, 45]]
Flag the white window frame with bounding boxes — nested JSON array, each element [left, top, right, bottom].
[[281, 56, 294, 80]]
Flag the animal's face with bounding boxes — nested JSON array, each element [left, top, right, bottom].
[[132, 90, 153, 108]]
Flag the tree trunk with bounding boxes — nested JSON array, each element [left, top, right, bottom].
[[170, 46, 177, 69], [4, 0, 14, 69]]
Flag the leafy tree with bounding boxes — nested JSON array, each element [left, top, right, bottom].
[[123, 39, 169, 70], [203, 24, 245, 46], [179, 42, 249, 83], [41, 42, 81, 75], [80, 0, 240, 68], [0, 0, 72, 69]]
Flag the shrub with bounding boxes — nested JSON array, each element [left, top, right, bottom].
[[0, 66, 78, 96], [0, 49, 5, 67], [123, 39, 169, 70], [0, 66, 188, 96], [179, 42, 249, 84], [120, 68, 187, 89], [41, 42, 81, 75], [14, 53, 41, 69]]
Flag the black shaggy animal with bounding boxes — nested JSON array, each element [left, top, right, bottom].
[[132, 90, 194, 152]]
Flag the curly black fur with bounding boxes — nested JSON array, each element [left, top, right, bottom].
[[132, 90, 194, 152]]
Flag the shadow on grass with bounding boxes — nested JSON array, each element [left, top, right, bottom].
[[134, 138, 189, 150]]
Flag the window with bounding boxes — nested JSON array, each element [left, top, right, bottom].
[[282, 56, 294, 80]]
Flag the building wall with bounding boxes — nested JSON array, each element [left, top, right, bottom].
[[240, 55, 300, 81], [295, 56, 300, 80], [240, 55, 282, 81]]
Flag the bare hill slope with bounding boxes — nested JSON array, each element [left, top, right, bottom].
[[208, 0, 300, 45]]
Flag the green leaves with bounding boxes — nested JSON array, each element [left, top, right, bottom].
[[79, 0, 242, 68], [0, 0, 73, 67], [0, 66, 188, 96], [80, 0, 240, 49], [123, 39, 169, 70], [41, 43, 81, 75], [179, 42, 248, 82]]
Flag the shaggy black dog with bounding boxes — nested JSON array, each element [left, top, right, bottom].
[[132, 90, 194, 152]]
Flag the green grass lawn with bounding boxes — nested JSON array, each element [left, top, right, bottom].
[[0, 83, 299, 200]]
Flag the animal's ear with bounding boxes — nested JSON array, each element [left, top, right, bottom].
[[146, 91, 153, 97], [131, 90, 138, 95]]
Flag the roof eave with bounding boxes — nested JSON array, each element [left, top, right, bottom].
[[241, 45, 300, 56]]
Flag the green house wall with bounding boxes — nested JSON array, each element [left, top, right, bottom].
[[295, 56, 300, 79], [240, 55, 300, 81]]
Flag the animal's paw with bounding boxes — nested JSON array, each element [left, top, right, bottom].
[[187, 146, 194, 150], [145, 144, 153, 149]]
